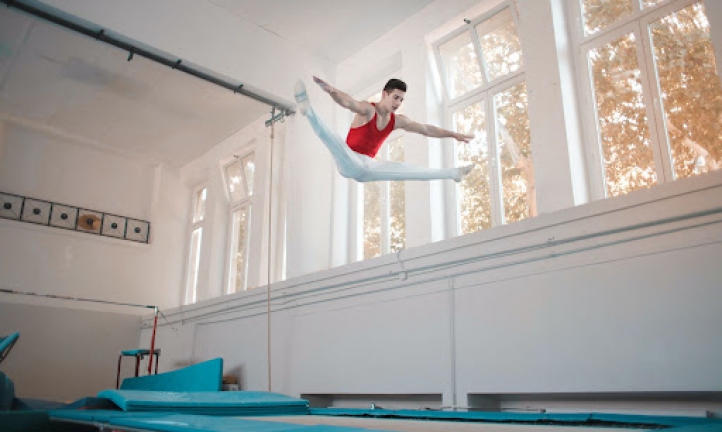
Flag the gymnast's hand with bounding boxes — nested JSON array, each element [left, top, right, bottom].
[[454, 132, 475, 143], [313, 76, 333, 94]]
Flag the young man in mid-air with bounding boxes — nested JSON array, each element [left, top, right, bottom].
[[294, 76, 475, 182]]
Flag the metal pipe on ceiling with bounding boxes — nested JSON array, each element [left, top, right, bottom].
[[3, 0, 295, 119]]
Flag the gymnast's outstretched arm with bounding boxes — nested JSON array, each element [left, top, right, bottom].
[[395, 114, 474, 143], [312, 76, 375, 117]]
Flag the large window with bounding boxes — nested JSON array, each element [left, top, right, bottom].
[[184, 186, 206, 304], [357, 91, 406, 260], [223, 153, 255, 293], [574, 0, 722, 199], [434, 3, 535, 235]]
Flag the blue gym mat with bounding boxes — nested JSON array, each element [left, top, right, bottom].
[[311, 408, 722, 429], [50, 411, 391, 432], [96, 390, 309, 416], [121, 358, 223, 392]]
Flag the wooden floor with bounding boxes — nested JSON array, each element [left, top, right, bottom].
[[248, 415, 650, 432]]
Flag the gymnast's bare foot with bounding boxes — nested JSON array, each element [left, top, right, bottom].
[[294, 80, 309, 115], [454, 164, 475, 182]]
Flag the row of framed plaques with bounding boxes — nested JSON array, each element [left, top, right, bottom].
[[0, 191, 150, 243]]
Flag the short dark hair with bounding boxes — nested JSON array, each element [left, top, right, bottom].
[[383, 78, 407, 93]]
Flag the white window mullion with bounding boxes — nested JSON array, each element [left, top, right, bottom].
[[579, 45, 609, 201]]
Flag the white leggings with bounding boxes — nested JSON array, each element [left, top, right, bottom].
[[302, 105, 461, 182]]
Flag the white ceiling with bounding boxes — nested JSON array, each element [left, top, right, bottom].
[[206, 0, 435, 63], [0, 1, 434, 167]]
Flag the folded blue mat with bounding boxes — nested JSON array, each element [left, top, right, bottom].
[[97, 390, 309, 416], [121, 358, 223, 392]]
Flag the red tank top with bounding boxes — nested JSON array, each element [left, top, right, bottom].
[[346, 105, 395, 158]]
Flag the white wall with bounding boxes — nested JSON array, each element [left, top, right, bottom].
[[0, 121, 188, 400], [0, 122, 185, 309], [0, 301, 141, 402]]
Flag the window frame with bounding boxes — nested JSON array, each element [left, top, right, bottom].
[[432, 1, 530, 237], [569, 0, 707, 200], [221, 151, 256, 294], [183, 183, 207, 305]]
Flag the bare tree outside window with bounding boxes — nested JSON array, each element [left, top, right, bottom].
[[437, 5, 533, 235], [439, 32, 484, 99], [579, 0, 721, 198], [388, 138, 406, 253], [582, 0, 634, 35], [650, 3, 722, 178], [590, 33, 657, 196], [495, 82, 535, 222], [477, 10, 524, 81], [454, 102, 492, 234], [224, 152, 255, 292], [363, 181, 382, 260]]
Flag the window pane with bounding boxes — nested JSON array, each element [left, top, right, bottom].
[[230, 206, 250, 293], [439, 31, 484, 99], [650, 3, 722, 179], [388, 138, 406, 253], [363, 182, 382, 260], [186, 227, 202, 304], [193, 188, 207, 223], [495, 82, 535, 224], [242, 153, 255, 196], [454, 102, 492, 234], [476, 9, 524, 81], [582, 0, 634, 35], [589, 33, 657, 196], [225, 161, 247, 202]]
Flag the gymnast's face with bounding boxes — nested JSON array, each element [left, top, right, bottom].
[[382, 89, 405, 112]]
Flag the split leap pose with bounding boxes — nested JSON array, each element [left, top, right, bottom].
[[294, 77, 475, 182]]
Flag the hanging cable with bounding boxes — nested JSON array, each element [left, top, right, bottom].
[[267, 108, 276, 392]]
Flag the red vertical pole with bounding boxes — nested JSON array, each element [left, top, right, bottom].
[[147, 307, 158, 375]]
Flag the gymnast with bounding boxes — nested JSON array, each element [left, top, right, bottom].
[[295, 76, 475, 182]]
